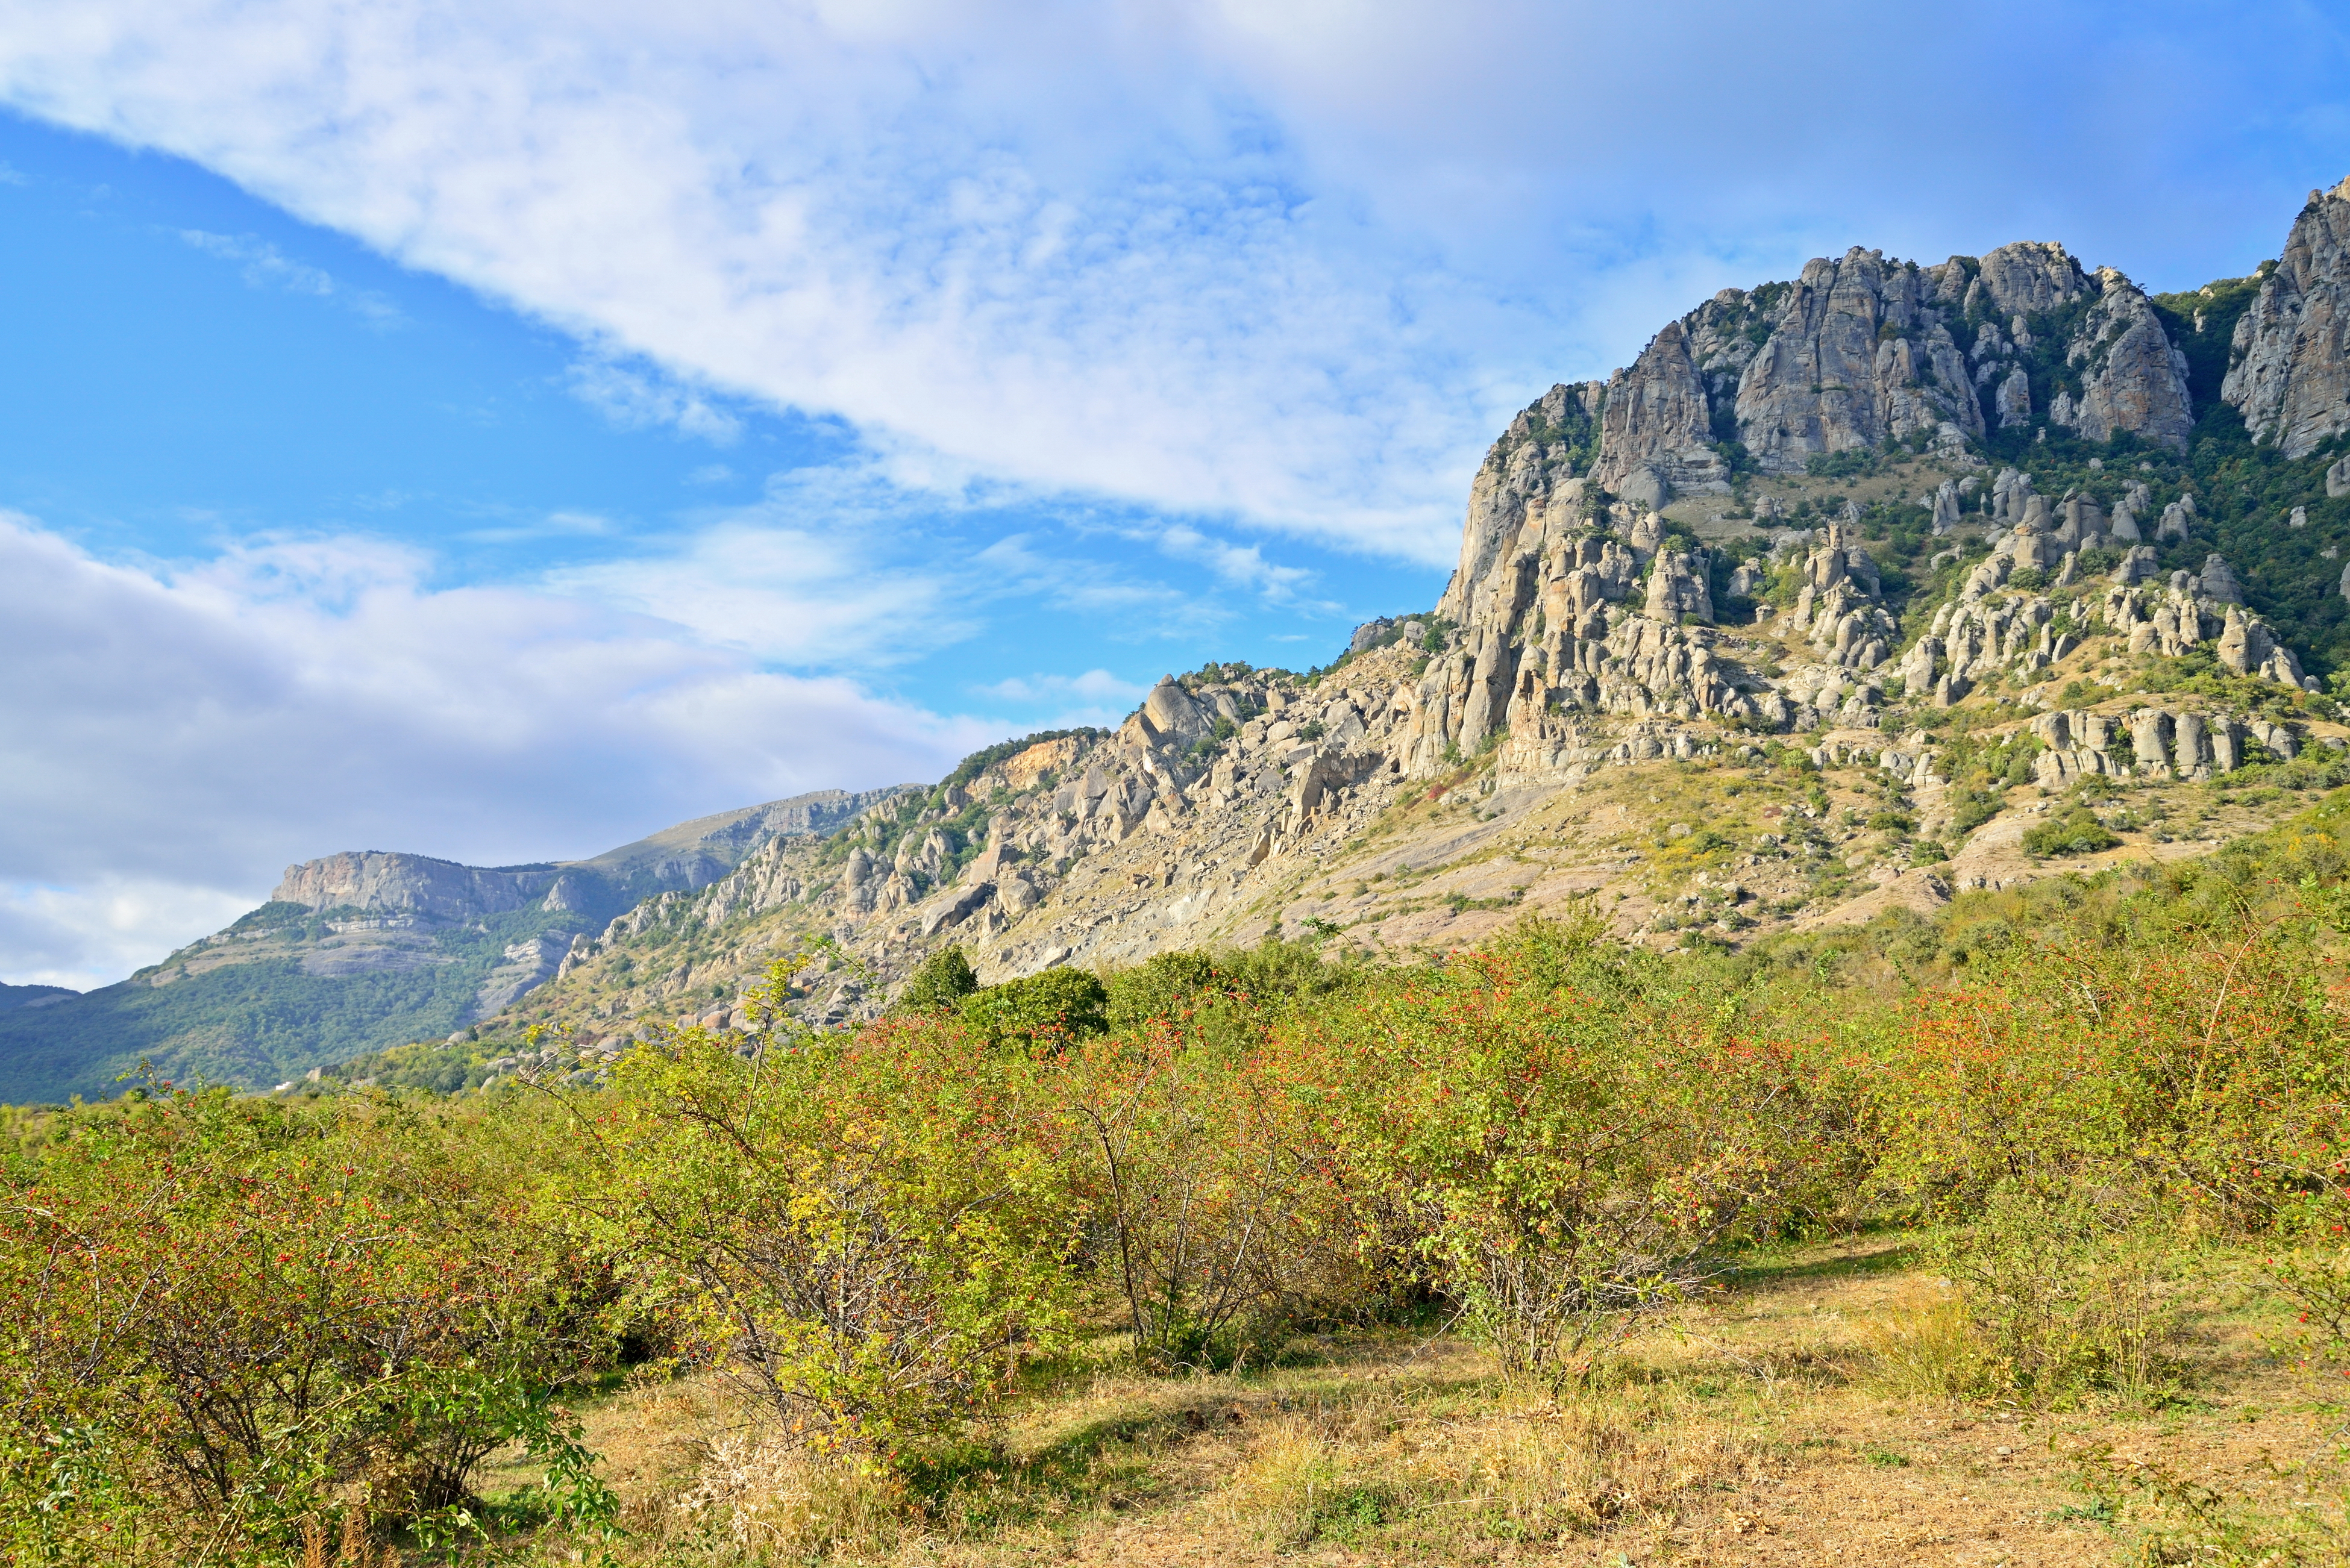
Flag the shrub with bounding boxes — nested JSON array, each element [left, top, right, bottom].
[[1932, 1182, 2180, 1405], [0, 1089, 608, 1559], [2023, 809, 2121, 857], [583, 1020, 1079, 1462], [1066, 1028, 1359, 1371], [900, 946, 979, 1013], [1271, 920, 1823, 1390], [959, 967, 1109, 1051], [1105, 950, 1222, 1032]]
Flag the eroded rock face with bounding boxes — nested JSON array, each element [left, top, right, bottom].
[[274, 852, 561, 921], [2225, 176, 2350, 458], [2055, 271, 2195, 449], [1733, 250, 1981, 472], [1975, 240, 2092, 317], [1591, 320, 1725, 498]]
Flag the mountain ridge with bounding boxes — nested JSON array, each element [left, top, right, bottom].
[[451, 176, 2350, 1069], [10, 176, 2350, 1103], [0, 786, 909, 1102]]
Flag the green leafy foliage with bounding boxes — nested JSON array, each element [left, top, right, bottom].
[[900, 946, 980, 1014], [0, 1085, 612, 1561], [14, 795, 2350, 1556], [957, 967, 1109, 1052], [2022, 808, 2123, 858]]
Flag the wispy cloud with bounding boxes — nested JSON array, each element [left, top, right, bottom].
[[565, 356, 743, 445], [20, 2, 2339, 567], [977, 669, 1147, 705], [546, 520, 973, 667], [1154, 523, 1321, 605], [177, 228, 403, 325]]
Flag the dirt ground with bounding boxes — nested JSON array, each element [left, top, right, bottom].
[[487, 1237, 2349, 1566]]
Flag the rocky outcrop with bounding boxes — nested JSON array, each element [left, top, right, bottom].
[[1972, 241, 2093, 318], [1732, 250, 1982, 472], [272, 786, 912, 929], [273, 852, 563, 922], [2225, 176, 2350, 458], [1591, 320, 1726, 501], [2104, 572, 2308, 687], [2054, 270, 2195, 449], [2022, 703, 2305, 787]]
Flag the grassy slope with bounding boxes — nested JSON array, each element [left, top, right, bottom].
[[0, 903, 603, 1104], [514, 1235, 2343, 1567]]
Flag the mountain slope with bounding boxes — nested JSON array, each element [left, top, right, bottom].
[[0, 787, 906, 1103], [463, 178, 2350, 1066]]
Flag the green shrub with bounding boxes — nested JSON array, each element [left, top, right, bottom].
[[901, 946, 979, 1013], [1106, 950, 1221, 1032], [2023, 810, 2120, 857], [958, 967, 1109, 1051]]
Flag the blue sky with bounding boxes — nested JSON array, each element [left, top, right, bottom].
[[1, 0, 2346, 987]]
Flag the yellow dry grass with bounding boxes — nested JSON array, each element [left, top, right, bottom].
[[475, 1237, 2350, 1567]]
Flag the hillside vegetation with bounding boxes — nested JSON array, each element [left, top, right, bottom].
[[8, 793, 2350, 1567]]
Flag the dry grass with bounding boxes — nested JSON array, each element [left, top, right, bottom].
[[470, 1237, 2350, 1566]]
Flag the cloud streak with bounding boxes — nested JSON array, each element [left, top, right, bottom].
[[4, 1, 2340, 575]]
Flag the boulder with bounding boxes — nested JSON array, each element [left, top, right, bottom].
[[2199, 554, 2246, 605], [1931, 479, 1961, 534]]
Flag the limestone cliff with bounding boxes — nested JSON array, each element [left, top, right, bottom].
[[1732, 249, 1984, 473], [1458, 235, 2211, 531], [2225, 176, 2350, 458]]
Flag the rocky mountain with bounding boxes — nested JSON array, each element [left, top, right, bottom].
[[0, 788, 905, 1103], [14, 177, 2350, 1106], [434, 176, 2350, 1075]]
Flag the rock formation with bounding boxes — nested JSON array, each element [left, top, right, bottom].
[[1731, 249, 1982, 470], [2225, 176, 2350, 458], [2054, 270, 2195, 448]]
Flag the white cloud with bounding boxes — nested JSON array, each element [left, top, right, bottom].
[[970, 668, 1148, 729], [977, 669, 1147, 704], [1155, 523, 1319, 604], [0, 512, 998, 984], [546, 519, 974, 666], [0, 877, 252, 991], [6, 4, 2336, 574]]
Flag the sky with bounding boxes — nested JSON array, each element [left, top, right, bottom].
[[1, 0, 2346, 989]]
